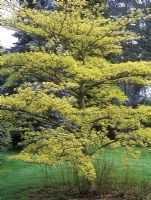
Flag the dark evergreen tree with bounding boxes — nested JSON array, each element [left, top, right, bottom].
[[110, 0, 151, 62], [0, 44, 3, 56], [108, 0, 151, 105], [0, 44, 5, 94], [87, 0, 151, 62]]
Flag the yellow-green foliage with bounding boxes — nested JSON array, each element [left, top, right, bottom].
[[119, 128, 151, 147], [1, 0, 151, 180]]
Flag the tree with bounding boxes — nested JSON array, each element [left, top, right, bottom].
[[0, 44, 4, 56], [0, 0, 56, 148], [10, 0, 55, 53], [112, 0, 151, 105], [0, 45, 12, 151], [112, 1, 151, 105], [1, 0, 151, 181], [107, 0, 151, 62], [87, 0, 151, 105], [0, 121, 12, 151], [0, 44, 5, 94]]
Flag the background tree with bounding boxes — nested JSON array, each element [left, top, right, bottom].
[[107, 0, 151, 62], [87, 0, 151, 105], [111, 0, 151, 105], [0, 44, 5, 94]]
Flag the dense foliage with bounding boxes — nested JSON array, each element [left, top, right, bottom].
[[10, 0, 55, 53], [87, 0, 151, 106], [1, 0, 151, 181]]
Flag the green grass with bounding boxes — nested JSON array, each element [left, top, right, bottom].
[[99, 148, 151, 178], [0, 151, 42, 199], [0, 148, 151, 200]]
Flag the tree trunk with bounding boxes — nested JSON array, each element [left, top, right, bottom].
[[89, 181, 97, 193]]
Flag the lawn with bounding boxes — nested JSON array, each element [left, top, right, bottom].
[[0, 148, 151, 200]]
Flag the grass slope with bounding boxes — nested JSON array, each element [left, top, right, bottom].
[[0, 148, 151, 200]]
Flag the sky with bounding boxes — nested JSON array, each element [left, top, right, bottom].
[[0, 1, 18, 48], [0, 26, 18, 48]]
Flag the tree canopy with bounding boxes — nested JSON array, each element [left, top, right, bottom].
[[1, 0, 151, 180]]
